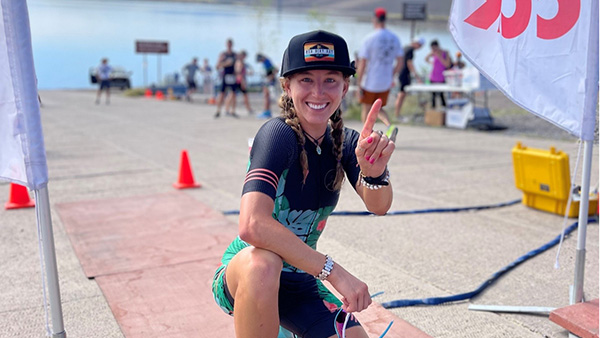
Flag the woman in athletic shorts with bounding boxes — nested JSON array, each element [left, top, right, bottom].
[[212, 30, 396, 338]]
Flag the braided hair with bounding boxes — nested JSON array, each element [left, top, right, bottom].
[[278, 78, 347, 190]]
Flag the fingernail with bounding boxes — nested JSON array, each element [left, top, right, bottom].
[[367, 136, 373, 143], [369, 158, 375, 164], [365, 155, 370, 161]]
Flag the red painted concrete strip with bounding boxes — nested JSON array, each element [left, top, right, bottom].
[[58, 192, 430, 337], [323, 281, 432, 338], [355, 302, 432, 337], [96, 260, 235, 338], [56, 192, 237, 278], [550, 299, 599, 338]]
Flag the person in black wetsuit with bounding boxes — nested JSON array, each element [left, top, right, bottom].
[[394, 37, 425, 121], [211, 30, 396, 338], [215, 38, 238, 118]]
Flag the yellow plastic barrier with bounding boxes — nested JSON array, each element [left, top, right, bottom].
[[512, 142, 598, 218]]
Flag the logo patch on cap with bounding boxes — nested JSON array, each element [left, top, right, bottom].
[[304, 42, 335, 62]]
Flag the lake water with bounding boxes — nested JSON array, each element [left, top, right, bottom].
[[28, 0, 460, 89]]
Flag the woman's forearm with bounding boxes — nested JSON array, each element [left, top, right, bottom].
[[238, 193, 326, 276]]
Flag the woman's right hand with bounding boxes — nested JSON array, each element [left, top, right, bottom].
[[328, 263, 371, 313]]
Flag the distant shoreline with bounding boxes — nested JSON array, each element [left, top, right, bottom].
[[129, 0, 451, 22]]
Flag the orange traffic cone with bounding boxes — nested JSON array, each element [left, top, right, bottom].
[[207, 97, 216, 105], [5, 183, 35, 210], [173, 150, 201, 189], [155, 90, 164, 100], [145, 88, 153, 98]]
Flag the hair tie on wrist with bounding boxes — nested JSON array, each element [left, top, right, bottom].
[[359, 168, 390, 190]]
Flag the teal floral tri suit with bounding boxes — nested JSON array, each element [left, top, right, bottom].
[[212, 117, 363, 337]]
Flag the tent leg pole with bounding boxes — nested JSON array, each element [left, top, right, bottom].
[[571, 140, 593, 305], [35, 187, 66, 338], [468, 304, 555, 315]]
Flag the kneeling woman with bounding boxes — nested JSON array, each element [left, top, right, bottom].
[[212, 30, 396, 338]]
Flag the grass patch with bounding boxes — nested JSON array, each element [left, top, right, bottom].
[[344, 103, 362, 121], [343, 94, 425, 122], [123, 88, 146, 97], [488, 107, 529, 116]]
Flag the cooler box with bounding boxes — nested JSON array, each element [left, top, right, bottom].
[[445, 98, 472, 129], [512, 142, 598, 218]]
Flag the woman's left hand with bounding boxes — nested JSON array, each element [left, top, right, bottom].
[[355, 99, 395, 177]]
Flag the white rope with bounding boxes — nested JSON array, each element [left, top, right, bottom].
[[554, 140, 584, 269], [342, 311, 350, 338]]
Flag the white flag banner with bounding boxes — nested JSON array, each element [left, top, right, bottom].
[[450, 0, 599, 141], [0, 0, 48, 189]]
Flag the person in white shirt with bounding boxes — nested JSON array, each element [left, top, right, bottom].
[[356, 7, 403, 140], [95, 58, 112, 105]]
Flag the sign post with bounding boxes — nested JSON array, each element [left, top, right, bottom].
[[402, 2, 427, 40], [135, 40, 169, 86]]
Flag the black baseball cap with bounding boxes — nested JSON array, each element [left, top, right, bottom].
[[280, 30, 355, 77]]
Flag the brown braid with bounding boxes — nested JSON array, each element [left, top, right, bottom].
[[279, 93, 309, 184], [329, 107, 345, 191]]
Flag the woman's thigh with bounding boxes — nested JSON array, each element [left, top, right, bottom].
[[278, 272, 363, 338], [327, 325, 369, 338]]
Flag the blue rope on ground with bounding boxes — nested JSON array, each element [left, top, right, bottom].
[[221, 198, 522, 216], [381, 217, 598, 309]]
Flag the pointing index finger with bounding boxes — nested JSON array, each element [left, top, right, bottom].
[[361, 99, 382, 138]]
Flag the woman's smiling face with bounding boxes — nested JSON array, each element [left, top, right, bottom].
[[284, 69, 349, 128]]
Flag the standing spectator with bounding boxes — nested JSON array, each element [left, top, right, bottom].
[[394, 37, 425, 121], [95, 58, 112, 105], [256, 53, 277, 119], [356, 7, 402, 140], [454, 51, 466, 69], [182, 57, 200, 102], [450, 51, 467, 98], [234, 50, 253, 115], [214, 38, 238, 118], [425, 40, 452, 108], [201, 58, 213, 96]]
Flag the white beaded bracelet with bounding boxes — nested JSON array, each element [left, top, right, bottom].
[[316, 255, 334, 281]]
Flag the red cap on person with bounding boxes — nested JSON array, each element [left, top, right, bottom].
[[374, 7, 386, 20]]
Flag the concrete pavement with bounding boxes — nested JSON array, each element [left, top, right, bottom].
[[0, 90, 597, 337]]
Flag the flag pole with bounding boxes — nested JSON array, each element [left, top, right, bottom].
[[1, 1, 67, 335], [571, 0, 599, 306], [571, 140, 593, 304], [34, 187, 66, 338]]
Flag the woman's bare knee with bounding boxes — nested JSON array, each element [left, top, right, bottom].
[[226, 247, 283, 296]]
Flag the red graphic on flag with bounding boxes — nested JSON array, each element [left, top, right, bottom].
[[464, 0, 580, 39], [537, 0, 581, 40]]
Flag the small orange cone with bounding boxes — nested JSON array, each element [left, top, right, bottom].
[[208, 97, 216, 105], [155, 90, 164, 100], [5, 183, 35, 210], [145, 88, 153, 98], [173, 150, 201, 189]]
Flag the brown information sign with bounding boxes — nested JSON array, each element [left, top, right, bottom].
[[135, 41, 169, 54], [402, 2, 427, 21]]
